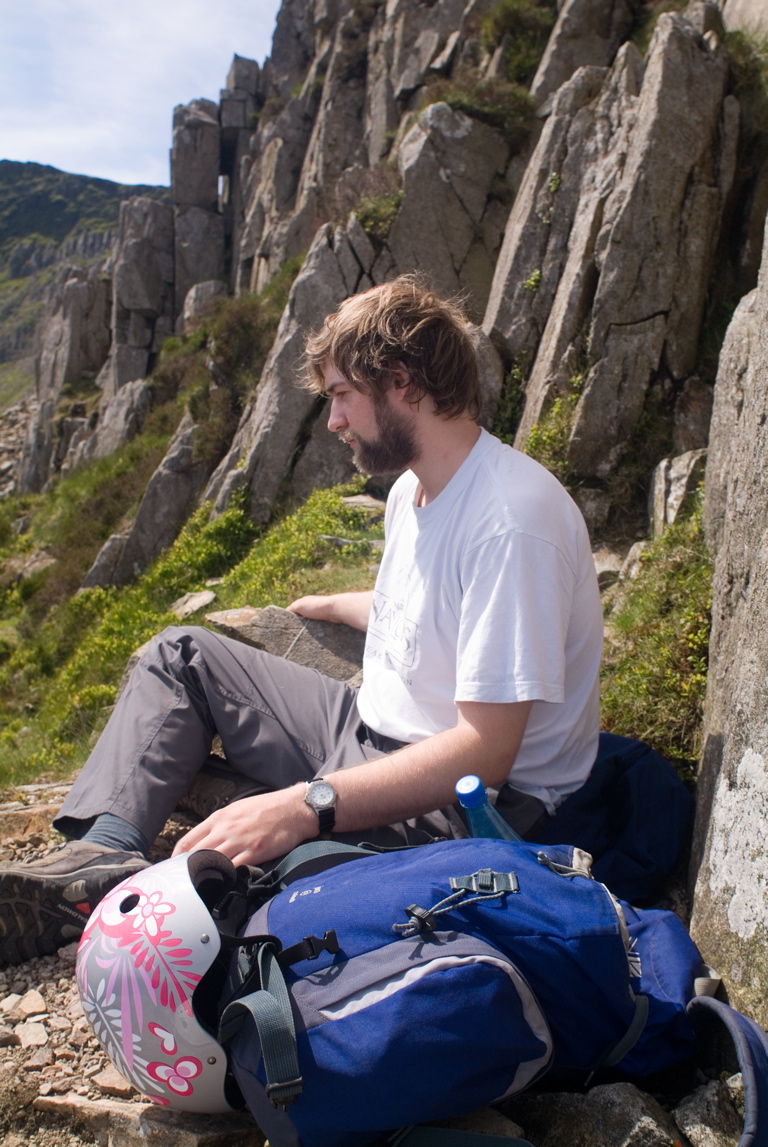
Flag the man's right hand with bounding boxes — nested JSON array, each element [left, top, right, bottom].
[[287, 590, 373, 632]]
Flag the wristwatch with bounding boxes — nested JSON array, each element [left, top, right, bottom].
[[304, 779, 337, 835]]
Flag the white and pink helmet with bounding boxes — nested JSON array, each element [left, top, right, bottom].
[[76, 850, 241, 1114]]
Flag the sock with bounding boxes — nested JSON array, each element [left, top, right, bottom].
[[82, 813, 150, 857]]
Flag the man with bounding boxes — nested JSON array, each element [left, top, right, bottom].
[[0, 275, 603, 965]]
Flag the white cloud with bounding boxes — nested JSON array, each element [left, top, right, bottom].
[[0, 0, 281, 185]]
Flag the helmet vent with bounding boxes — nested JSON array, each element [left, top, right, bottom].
[[119, 893, 140, 914]]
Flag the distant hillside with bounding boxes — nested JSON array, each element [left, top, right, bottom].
[[0, 160, 169, 261], [0, 161, 169, 408]]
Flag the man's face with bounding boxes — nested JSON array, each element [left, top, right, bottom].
[[324, 363, 420, 476]]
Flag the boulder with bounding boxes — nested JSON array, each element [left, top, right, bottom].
[[503, 1081, 684, 1146], [672, 1078, 743, 1147], [205, 604, 365, 681], [648, 449, 707, 536], [67, 379, 152, 471], [387, 102, 510, 322], [81, 534, 129, 590], [182, 281, 229, 332], [485, 12, 734, 478], [531, 0, 638, 107], [689, 224, 768, 1028], [171, 99, 221, 212]]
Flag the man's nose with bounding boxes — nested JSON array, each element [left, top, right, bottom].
[[327, 398, 347, 432]]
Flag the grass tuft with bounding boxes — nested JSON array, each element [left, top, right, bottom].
[[601, 489, 711, 763]]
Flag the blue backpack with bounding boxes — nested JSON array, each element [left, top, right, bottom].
[[214, 838, 768, 1147]]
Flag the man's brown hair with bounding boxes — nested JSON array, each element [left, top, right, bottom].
[[302, 274, 481, 419]]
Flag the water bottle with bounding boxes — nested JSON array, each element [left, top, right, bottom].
[[455, 775, 524, 842]]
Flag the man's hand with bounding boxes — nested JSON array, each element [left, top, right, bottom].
[[287, 589, 373, 632], [172, 785, 317, 867]]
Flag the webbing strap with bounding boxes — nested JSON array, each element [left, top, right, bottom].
[[218, 943, 302, 1107], [600, 993, 650, 1068], [270, 840, 380, 885]]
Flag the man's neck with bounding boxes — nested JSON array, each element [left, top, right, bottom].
[[412, 418, 481, 506]]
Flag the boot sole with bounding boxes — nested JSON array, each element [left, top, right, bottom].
[[0, 861, 149, 965]]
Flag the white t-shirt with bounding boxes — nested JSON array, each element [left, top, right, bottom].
[[356, 428, 603, 811]]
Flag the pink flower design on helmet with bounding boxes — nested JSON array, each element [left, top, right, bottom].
[[148, 1056, 203, 1096], [148, 1022, 177, 1055], [138, 890, 175, 938]]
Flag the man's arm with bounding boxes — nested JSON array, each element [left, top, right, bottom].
[[287, 590, 374, 632], [172, 698, 532, 867]]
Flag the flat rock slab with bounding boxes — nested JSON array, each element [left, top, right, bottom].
[[33, 1093, 264, 1146], [205, 604, 365, 682]]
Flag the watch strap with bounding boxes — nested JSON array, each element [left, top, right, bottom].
[[315, 805, 335, 834]]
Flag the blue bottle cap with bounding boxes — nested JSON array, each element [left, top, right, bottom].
[[455, 774, 486, 808]]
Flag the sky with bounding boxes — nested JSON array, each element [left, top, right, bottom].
[[0, 0, 282, 188]]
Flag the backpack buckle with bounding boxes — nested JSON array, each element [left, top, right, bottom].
[[450, 870, 519, 895], [266, 1076, 304, 1108], [278, 929, 340, 967]]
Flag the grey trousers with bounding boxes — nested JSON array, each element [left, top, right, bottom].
[[54, 625, 548, 849]]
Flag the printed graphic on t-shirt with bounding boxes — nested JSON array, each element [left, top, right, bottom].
[[368, 588, 418, 668]]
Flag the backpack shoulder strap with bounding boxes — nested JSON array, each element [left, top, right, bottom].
[[687, 995, 768, 1147]]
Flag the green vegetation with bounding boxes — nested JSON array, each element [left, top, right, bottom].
[[421, 76, 534, 148], [0, 481, 381, 789], [547, 171, 561, 194], [492, 358, 527, 446], [523, 268, 542, 291], [524, 393, 579, 485], [724, 29, 768, 179], [480, 0, 558, 87], [355, 191, 405, 247], [601, 489, 711, 763], [0, 358, 34, 411]]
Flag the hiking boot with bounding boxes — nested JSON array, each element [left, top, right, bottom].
[[0, 841, 150, 966]]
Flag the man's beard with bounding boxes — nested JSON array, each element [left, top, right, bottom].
[[346, 400, 420, 476]]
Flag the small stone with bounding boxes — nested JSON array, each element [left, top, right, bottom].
[[23, 1045, 53, 1070], [47, 1015, 71, 1032], [93, 1064, 135, 1098], [0, 1023, 20, 1047], [15, 988, 47, 1020], [16, 1021, 49, 1048], [0, 993, 22, 1016]]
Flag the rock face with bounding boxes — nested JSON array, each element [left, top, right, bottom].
[[105, 413, 218, 586], [203, 221, 360, 522], [689, 223, 768, 1028], [101, 197, 175, 397], [530, 0, 639, 107], [17, 264, 111, 493], [720, 0, 768, 35], [485, 11, 735, 480]]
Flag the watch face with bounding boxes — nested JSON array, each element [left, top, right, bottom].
[[308, 782, 335, 810]]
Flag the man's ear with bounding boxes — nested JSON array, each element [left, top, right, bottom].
[[389, 366, 417, 405]]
